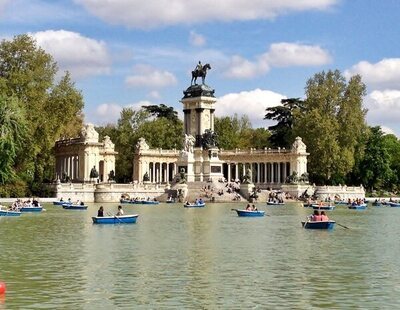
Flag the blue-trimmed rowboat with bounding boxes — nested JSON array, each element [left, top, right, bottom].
[[348, 203, 367, 210], [92, 214, 139, 224], [120, 199, 159, 205], [62, 204, 88, 210], [235, 209, 265, 217], [53, 200, 70, 206], [267, 201, 285, 206], [0, 210, 22, 216], [388, 202, 400, 207], [184, 202, 205, 208], [302, 220, 336, 229], [334, 200, 349, 205], [312, 204, 335, 211], [19, 206, 43, 212]]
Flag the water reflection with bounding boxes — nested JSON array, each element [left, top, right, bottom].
[[0, 202, 400, 308]]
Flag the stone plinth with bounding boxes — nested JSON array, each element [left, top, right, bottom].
[[240, 182, 255, 200]]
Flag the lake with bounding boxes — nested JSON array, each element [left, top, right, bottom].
[[0, 202, 399, 309]]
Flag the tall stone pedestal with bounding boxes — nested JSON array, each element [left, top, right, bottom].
[[240, 182, 255, 200]]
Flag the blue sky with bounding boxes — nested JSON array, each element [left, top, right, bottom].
[[1, 0, 400, 135]]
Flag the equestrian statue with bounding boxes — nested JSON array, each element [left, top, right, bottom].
[[191, 61, 211, 85]]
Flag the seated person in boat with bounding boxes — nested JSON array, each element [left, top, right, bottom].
[[116, 205, 124, 216], [252, 204, 258, 211], [80, 201, 85, 206], [97, 206, 104, 217], [311, 210, 322, 221], [246, 203, 252, 211], [320, 211, 329, 221], [198, 198, 204, 204]]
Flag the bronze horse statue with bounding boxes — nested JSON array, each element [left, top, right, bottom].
[[191, 63, 211, 85]]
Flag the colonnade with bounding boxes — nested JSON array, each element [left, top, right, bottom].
[[223, 162, 291, 184], [56, 155, 80, 181], [147, 162, 177, 183]]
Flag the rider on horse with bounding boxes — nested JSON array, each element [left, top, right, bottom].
[[195, 61, 203, 74]]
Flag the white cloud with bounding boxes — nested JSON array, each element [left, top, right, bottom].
[[74, 0, 337, 28], [224, 42, 331, 79], [381, 126, 397, 136], [31, 30, 111, 79], [93, 103, 122, 125], [189, 31, 206, 47], [217, 88, 286, 127], [364, 90, 400, 135], [89, 100, 155, 125], [345, 58, 400, 90], [125, 64, 177, 88], [148, 91, 161, 99], [224, 55, 268, 79], [263, 42, 332, 67]]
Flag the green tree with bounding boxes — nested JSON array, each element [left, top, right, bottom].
[[264, 98, 304, 148], [357, 127, 392, 191], [0, 94, 27, 184], [214, 114, 254, 149], [114, 108, 149, 183], [0, 34, 84, 194], [142, 104, 179, 122], [293, 70, 367, 184], [136, 117, 183, 149]]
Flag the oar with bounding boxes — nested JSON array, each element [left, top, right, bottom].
[[336, 222, 350, 229], [231, 209, 238, 211], [107, 212, 123, 223]]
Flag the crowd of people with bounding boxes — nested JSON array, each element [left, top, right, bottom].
[[8, 198, 41, 211]]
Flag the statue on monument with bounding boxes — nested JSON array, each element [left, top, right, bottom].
[[183, 134, 195, 153], [201, 129, 218, 149], [191, 61, 211, 85], [242, 168, 253, 184]]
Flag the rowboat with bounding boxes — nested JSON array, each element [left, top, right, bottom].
[[388, 202, 400, 207], [312, 204, 335, 211], [92, 214, 139, 224], [120, 199, 159, 205], [266, 201, 285, 206], [53, 201, 70, 206], [0, 210, 21, 216], [371, 201, 382, 207], [334, 200, 349, 205], [184, 202, 205, 208], [234, 209, 265, 217], [62, 204, 88, 210], [348, 204, 367, 210], [302, 220, 336, 229], [19, 206, 43, 212]]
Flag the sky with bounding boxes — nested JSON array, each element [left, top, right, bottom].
[[1, 0, 400, 135]]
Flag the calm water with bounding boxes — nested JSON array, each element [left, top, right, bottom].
[[0, 202, 399, 309]]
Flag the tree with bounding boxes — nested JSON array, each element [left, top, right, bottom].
[[136, 117, 183, 150], [142, 104, 179, 122], [0, 35, 84, 194], [293, 70, 367, 184], [0, 94, 27, 184], [357, 127, 392, 191], [264, 98, 304, 148], [214, 114, 255, 149]]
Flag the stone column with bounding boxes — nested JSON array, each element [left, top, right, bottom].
[[257, 163, 260, 184], [152, 163, 155, 183], [271, 163, 275, 184], [277, 162, 281, 184], [166, 162, 170, 182], [235, 164, 238, 181], [264, 163, 267, 183], [210, 108, 215, 131], [227, 163, 231, 182]]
